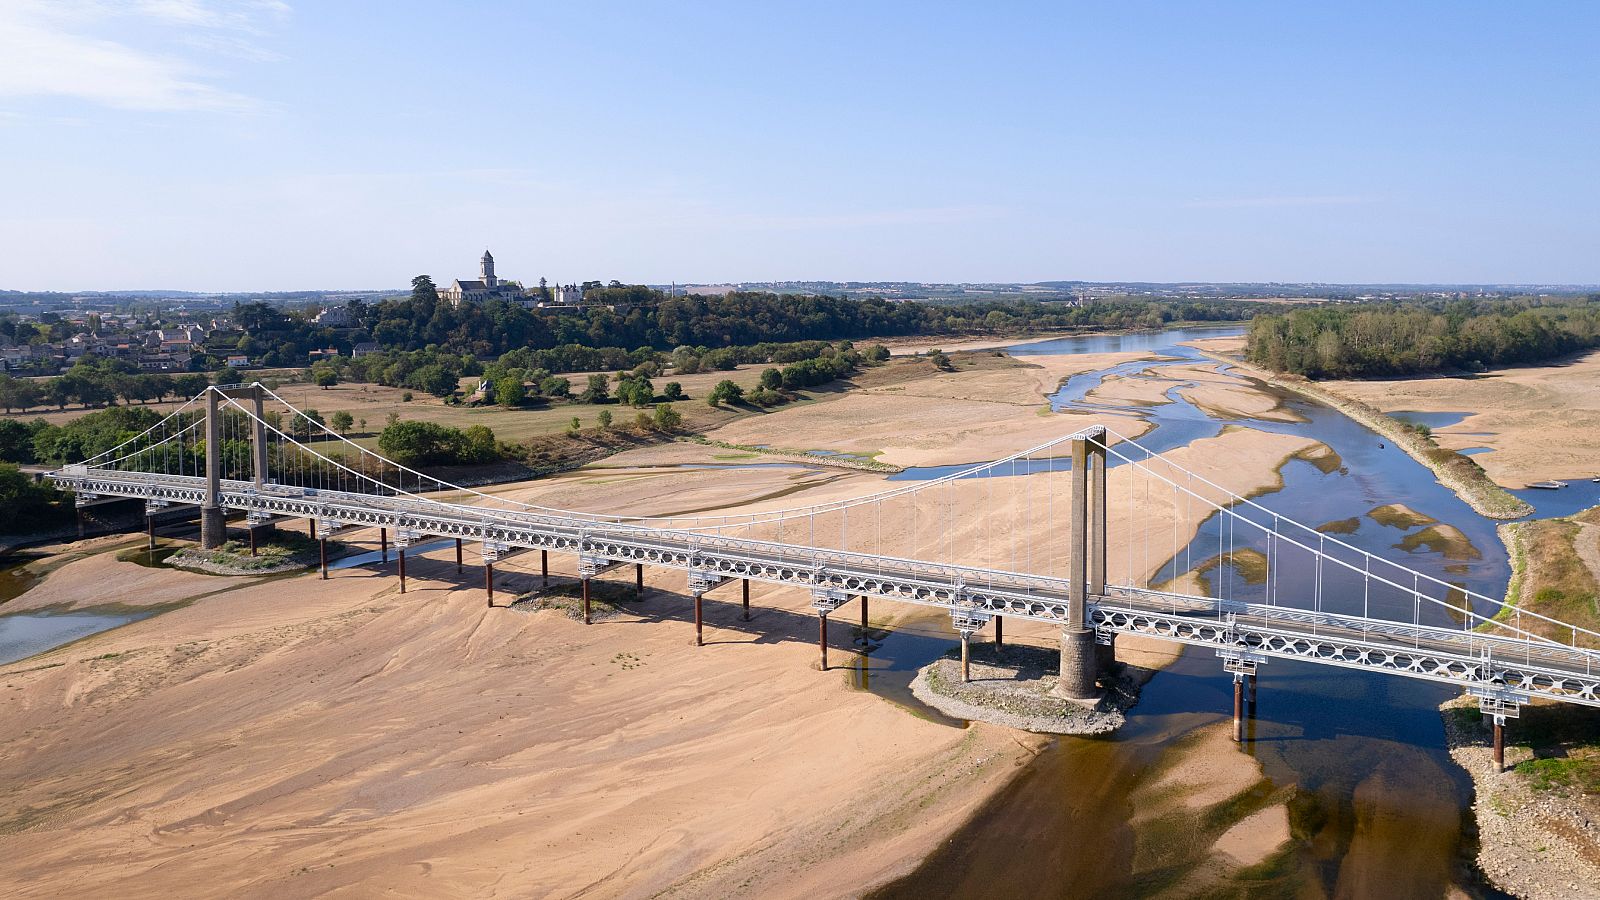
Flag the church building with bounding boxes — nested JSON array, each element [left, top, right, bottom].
[[441, 251, 527, 306]]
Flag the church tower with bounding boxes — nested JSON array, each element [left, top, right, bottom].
[[481, 250, 498, 288]]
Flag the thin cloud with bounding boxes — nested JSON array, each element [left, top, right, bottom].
[[1184, 195, 1380, 209], [0, 1, 288, 112]]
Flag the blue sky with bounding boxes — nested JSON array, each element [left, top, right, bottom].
[[1, 1, 1596, 291]]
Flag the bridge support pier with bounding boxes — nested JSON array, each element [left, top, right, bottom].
[[741, 578, 750, 621], [147, 515, 156, 551], [247, 526, 258, 557], [1054, 431, 1106, 701], [200, 387, 225, 550], [1232, 674, 1245, 743], [819, 616, 829, 670], [1249, 672, 1258, 707], [582, 578, 591, 625], [398, 548, 407, 594], [380, 528, 388, 564], [694, 591, 703, 646], [319, 538, 328, 580], [485, 561, 494, 607], [1055, 628, 1100, 699], [455, 538, 463, 574], [994, 615, 1003, 651], [637, 563, 645, 599], [541, 549, 549, 586], [960, 631, 971, 682], [1493, 716, 1505, 772], [860, 595, 869, 638]]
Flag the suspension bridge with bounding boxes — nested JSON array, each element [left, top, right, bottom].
[[47, 384, 1600, 769]]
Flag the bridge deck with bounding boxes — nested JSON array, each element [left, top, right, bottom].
[[51, 468, 1600, 709]]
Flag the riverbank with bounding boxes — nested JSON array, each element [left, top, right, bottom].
[[1440, 696, 1600, 899], [1438, 500, 1600, 898], [1320, 347, 1600, 490], [1188, 337, 1532, 519]]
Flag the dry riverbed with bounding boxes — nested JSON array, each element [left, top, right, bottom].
[[0, 343, 1341, 897]]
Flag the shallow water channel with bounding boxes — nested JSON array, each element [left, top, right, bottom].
[[869, 326, 1539, 897]]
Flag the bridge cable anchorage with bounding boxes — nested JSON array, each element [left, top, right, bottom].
[[46, 389, 1600, 706]]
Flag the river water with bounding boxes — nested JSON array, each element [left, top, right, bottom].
[[871, 325, 1543, 898]]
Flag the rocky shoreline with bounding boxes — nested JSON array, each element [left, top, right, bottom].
[[1440, 696, 1600, 899]]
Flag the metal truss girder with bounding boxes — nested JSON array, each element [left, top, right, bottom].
[[51, 467, 1600, 712], [1093, 605, 1600, 708]]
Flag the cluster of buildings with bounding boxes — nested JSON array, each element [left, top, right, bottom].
[[440, 251, 586, 310], [0, 316, 241, 374]]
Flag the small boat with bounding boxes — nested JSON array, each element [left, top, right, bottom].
[[1528, 481, 1566, 490], [1593, 477, 1600, 483]]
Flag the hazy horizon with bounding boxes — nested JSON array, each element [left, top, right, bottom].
[[2, 2, 1597, 291]]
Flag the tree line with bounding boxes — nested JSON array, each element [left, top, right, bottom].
[[1245, 298, 1600, 378], [226, 279, 1262, 369]]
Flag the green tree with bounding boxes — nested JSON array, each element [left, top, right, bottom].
[[330, 410, 354, 436], [540, 375, 571, 398], [313, 367, 338, 389], [568, 416, 581, 434], [213, 367, 244, 386], [759, 368, 782, 390], [707, 379, 743, 406], [663, 381, 683, 400], [495, 376, 526, 407], [598, 409, 613, 428], [652, 403, 681, 430], [174, 374, 210, 398], [580, 373, 610, 403]]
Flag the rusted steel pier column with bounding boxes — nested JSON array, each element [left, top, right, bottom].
[[741, 578, 750, 620], [819, 615, 829, 670], [582, 578, 591, 625], [248, 526, 258, 557], [636, 563, 645, 599], [319, 538, 328, 580], [455, 538, 463, 574], [541, 549, 549, 586], [694, 592, 704, 646], [485, 561, 494, 607], [860, 595, 869, 634], [398, 548, 407, 594], [1493, 717, 1505, 772], [1249, 672, 1258, 707], [1232, 675, 1245, 742], [960, 632, 971, 682], [994, 615, 1003, 650], [379, 528, 388, 564]]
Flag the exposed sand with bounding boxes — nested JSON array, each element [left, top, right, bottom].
[[0, 548, 1047, 898], [0, 339, 1323, 898], [1320, 348, 1600, 488], [709, 351, 1157, 468], [1213, 804, 1291, 866]]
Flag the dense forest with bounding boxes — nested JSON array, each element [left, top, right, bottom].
[[230, 281, 1264, 368], [1245, 298, 1600, 378]]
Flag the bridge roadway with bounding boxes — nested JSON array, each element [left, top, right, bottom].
[[51, 467, 1600, 709]]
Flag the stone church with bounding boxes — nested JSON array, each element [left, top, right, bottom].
[[441, 251, 526, 306]]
